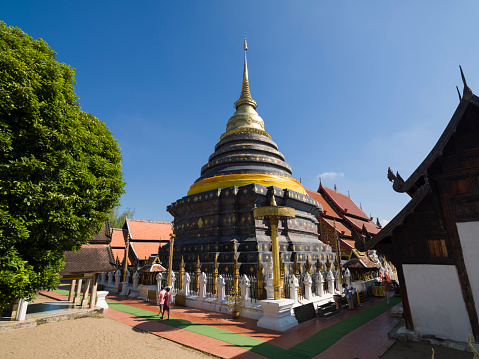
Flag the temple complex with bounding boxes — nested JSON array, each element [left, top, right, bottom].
[[160, 38, 335, 275]]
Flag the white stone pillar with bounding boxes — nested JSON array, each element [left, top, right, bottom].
[[114, 269, 121, 289], [315, 272, 324, 297], [327, 270, 335, 294], [335, 270, 341, 291], [183, 272, 191, 296], [304, 272, 312, 300], [289, 275, 299, 303], [344, 268, 351, 286], [96, 291, 109, 309], [217, 275, 226, 301], [198, 272, 207, 298], [264, 259, 274, 300], [101, 272, 107, 285], [15, 298, 29, 321], [132, 271, 140, 288], [239, 274, 250, 301], [107, 272, 113, 286]]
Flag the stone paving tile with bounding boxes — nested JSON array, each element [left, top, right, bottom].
[[41, 289, 400, 358]]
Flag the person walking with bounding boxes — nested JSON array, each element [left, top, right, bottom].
[[157, 287, 166, 318], [163, 287, 172, 320], [342, 283, 354, 310]]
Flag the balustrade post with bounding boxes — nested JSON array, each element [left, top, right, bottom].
[[327, 269, 335, 294], [304, 272, 312, 300], [114, 269, 122, 290], [315, 271, 324, 297], [198, 272, 207, 298], [183, 272, 191, 296], [289, 275, 299, 303], [239, 274, 250, 301], [132, 271, 140, 288], [217, 275, 226, 301]]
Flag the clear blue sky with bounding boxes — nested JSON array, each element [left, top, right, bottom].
[[3, 1, 479, 224]]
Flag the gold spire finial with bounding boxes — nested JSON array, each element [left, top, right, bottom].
[[235, 34, 257, 109]]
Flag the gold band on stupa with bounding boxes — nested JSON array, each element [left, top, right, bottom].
[[187, 173, 306, 196]]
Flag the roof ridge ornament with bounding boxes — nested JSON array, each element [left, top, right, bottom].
[[456, 86, 462, 102], [387, 167, 405, 193], [460, 65, 473, 101], [234, 34, 258, 110]]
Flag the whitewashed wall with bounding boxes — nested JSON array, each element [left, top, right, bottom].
[[403, 264, 472, 342], [457, 221, 479, 323]]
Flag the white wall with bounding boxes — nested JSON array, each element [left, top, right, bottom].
[[457, 221, 479, 323], [403, 264, 472, 342]]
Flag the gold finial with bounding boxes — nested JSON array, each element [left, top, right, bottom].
[[235, 34, 257, 110]]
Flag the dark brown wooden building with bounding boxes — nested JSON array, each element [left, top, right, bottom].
[[361, 69, 479, 343]]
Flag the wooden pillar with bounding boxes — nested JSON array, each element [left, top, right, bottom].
[[81, 278, 91, 307], [74, 279, 83, 305], [89, 274, 98, 309], [68, 280, 76, 302]]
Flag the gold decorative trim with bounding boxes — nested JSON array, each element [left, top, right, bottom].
[[220, 127, 271, 141]]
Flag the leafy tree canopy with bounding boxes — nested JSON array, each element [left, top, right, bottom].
[[0, 22, 125, 310], [108, 206, 135, 229]]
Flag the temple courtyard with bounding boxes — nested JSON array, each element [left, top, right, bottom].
[[0, 292, 472, 359]]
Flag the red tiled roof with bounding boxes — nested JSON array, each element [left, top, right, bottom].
[[341, 239, 356, 249], [322, 218, 352, 237], [110, 229, 127, 248], [345, 215, 381, 235], [130, 242, 160, 262], [127, 218, 172, 242], [321, 185, 369, 220], [111, 248, 132, 265], [305, 189, 341, 219]]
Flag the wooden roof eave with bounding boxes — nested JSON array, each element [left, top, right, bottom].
[[389, 96, 478, 196], [364, 183, 431, 250]]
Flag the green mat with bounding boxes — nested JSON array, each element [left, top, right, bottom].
[[53, 288, 400, 358]]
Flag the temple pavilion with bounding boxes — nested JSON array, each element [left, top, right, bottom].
[[160, 37, 335, 275]]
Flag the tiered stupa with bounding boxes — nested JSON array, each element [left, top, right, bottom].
[[161, 37, 335, 274]]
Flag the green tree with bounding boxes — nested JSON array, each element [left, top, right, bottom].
[[0, 22, 125, 310], [108, 206, 135, 228]]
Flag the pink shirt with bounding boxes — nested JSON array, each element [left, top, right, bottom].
[[158, 290, 166, 304]]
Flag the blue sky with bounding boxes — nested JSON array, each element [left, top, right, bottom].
[[3, 1, 479, 224]]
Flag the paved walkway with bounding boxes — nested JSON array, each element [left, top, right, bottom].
[[40, 290, 400, 359]]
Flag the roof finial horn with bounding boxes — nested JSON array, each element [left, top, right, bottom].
[[460, 65, 473, 101], [456, 86, 462, 102]]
